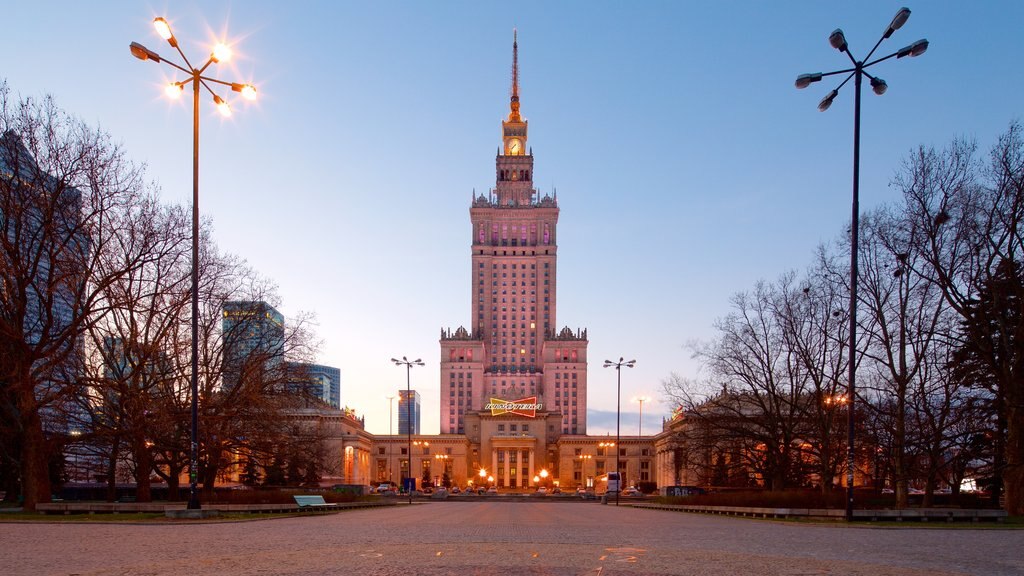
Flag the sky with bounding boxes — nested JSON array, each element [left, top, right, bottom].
[[3, 1, 1023, 436]]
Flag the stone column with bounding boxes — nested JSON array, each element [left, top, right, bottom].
[[492, 450, 498, 486], [528, 449, 535, 487]]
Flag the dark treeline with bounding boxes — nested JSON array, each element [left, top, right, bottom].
[[664, 122, 1024, 515], [0, 82, 321, 511]]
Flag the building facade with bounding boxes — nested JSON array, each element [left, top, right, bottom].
[[222, 300, 285, 391], [287, 362, 341, 408], [368, 34, 650, 493], [439, 31, 589, 437]]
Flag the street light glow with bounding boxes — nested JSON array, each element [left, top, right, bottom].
[[131, 15, 257, 510], [214, 95, 231, 117], [165, 82, 184, 99], [212, 43, 232, 63], [153, 18, 173, 41]]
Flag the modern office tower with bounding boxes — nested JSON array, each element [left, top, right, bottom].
[[286, 362, 341, 408], [222, 300, 285, 391], [397, 389, 421, 435], [0, 131, 85, 430], [439, 32, 588, 435]]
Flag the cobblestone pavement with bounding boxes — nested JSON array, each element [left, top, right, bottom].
[[3, 501, 1022, 575]]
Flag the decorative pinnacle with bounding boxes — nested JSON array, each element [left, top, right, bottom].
[[509, 28, 521, 122]]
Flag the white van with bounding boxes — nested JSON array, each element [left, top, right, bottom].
[[606, 472, 621, 494]]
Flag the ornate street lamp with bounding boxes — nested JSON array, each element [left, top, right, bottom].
[[796, 6, 927, 522], [131, 17, 257, 511], [603, 357, 635, 507], [392, 356, 424, 504]]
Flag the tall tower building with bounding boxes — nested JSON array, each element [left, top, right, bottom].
[[286, 362, 341, 408], [440, 32, 589, 435], [398, 389, 421, 435], [222, 300, 285, 391]]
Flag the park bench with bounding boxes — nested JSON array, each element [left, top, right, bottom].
[[293, 495, 338, 510]]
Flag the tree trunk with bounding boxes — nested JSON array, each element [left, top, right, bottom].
[[1005, 403, 1024, 515], [895, 382, 908, 510], [165, 466, 182, 501], [134, 443, 153, 503], [18, 384, 51, 512], [105, 438, 120, 502]]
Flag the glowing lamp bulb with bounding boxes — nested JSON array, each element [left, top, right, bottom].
[[153, 18, 172, 40], [212, 43, 232, 63], [241, 85, 257, 101], [165, 82, 183, 99], [214, 95, 231, 117]]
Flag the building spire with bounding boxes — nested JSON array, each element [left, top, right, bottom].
[[509, 29, 521, 122]]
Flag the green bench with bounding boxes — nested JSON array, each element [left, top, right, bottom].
[[293, 495, 338, 510]]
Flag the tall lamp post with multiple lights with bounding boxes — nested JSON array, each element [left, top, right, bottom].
[[130, 17, 257, 510], [796, 7, 927, 521], [603, 357, 635, 506], [392, 356, 423, 505]]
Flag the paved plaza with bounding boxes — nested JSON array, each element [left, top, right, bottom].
[[2, 501, 1022, 575]]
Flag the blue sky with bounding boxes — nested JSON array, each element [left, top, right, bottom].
[[4, 1, 1022, 435]]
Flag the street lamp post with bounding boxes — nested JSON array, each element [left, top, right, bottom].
[[796, 7, 927, 522], [392, 356, 423, 505], [131, 18, 257, 511], [604, 357, 635, 506], [386, 395, 396, 484], [633, 395, 650, 436]]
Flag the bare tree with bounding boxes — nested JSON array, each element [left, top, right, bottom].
[[1, 83, 156, 510], [855, 206, 951, 508], [779, 256, 850, 494], [684, 279, 811, 490], [80, 201, 191, 501], [899, 123, 1024, 514]]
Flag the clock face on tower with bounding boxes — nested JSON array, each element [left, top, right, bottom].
[[507, 138, 522, 155]]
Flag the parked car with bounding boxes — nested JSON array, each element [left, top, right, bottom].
[[621, 487, 641, 497], [486, 486, 498, 494], [535, 486, 548, 494], [450, 486, 461, 494], [551, 487, 561, 494]]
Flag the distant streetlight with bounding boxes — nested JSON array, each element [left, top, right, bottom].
[[603, 357, 635, 506], [392, 356, 424, 505], [131, 17, 257, 511], [633, 396, 651, 435], [386, 395, 396, 484], [796, 6, 927, 522]]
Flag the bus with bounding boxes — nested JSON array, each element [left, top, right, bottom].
[[606, 472, 621, 494]]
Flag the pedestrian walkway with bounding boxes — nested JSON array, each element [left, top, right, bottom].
[[3, 501, 1021, 575]]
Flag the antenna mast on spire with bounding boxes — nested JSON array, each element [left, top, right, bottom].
[[509, 29, 521, 122]]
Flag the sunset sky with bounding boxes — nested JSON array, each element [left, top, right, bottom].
[[4, 1, 1023, 435]]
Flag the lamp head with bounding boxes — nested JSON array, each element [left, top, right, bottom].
[[829, 28, 848, 52], [818, 89, 838, 112], [795, 73, 822, 89], [164, 82, 184, 98], [231, 83, 258, 101], [897, 39, 929, 58], [870, 77, 888, 95], [213, 95, 231, 117], [129, 42, 161, 63], [885, 7, 911, 38], [152, 18, 177, 48]]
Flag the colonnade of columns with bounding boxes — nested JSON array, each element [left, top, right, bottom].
[[490, 447, 536, 488]]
